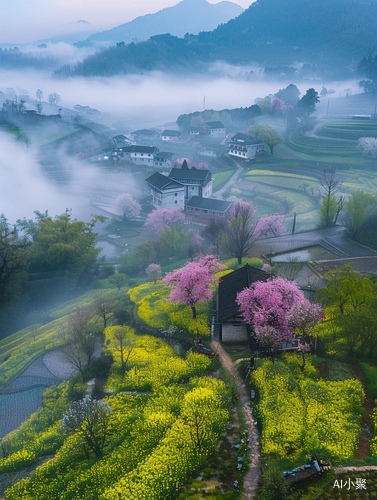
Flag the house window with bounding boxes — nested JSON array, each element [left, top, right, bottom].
[[175, 201, 177, 204], [191, 187, 194, 190], [202, 217, 207, 221], [175, 193, 177, 196], [204, 210, 208, 213], [194, 215, 200, 219], [141, 153, 143, 156]]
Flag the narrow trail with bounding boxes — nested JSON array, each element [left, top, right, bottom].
[[211, 340, 260, 499]]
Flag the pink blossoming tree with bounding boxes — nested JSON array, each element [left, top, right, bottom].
[[163, 255, 225, 319], [145, 263, 162, 283], [144, 208, 185, 233], [288, 300, 324, 370], [112, 193, 141, 220], [253, 215, 287, 239], [236, 277, 304, 360]]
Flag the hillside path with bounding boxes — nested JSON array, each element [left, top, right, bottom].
[[211, 340, 260, 498], [212, 158, 244, 200]]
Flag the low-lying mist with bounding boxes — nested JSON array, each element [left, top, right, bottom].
[[1, 65, 361, 129], [0, 132, 139, 224]]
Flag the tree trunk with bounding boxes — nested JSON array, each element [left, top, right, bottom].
[[237, 255, 242, 265], [191, 305, 197, 319], [300, 350, 306, 371]]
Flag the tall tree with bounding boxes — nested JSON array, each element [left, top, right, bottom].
[[104, 325, 136, 373], [296, 88, 319, 119], [358, 54, 377, 93], [345, 190, 377, 236], [61, 307, 97, 381], [163, 255, 224, 318], [318, 168, 344, 228], [0, 215, 29, 304], [203, 218, 227, 254], [224, 199, 257, 265], [288, 300, 323, 370]]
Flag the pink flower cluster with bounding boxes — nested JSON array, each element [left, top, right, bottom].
[[163, 255, 225, 306], [144, 208, 185, 233]]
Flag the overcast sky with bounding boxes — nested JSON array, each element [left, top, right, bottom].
[[0, 0, 250, 44]]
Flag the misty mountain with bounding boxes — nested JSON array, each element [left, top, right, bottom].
[[55, 0, 377, 78], [198, 0, 377, 64], [85, 0, 243, 45], [35, 21, 102, 45]]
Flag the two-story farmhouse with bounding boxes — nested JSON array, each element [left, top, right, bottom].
[[161, 130, 182, 142], [228, 133, 265, 159], [204, 121, 226, 139], [215, 264, 270, 342], [168, 168, 213, 200], [145, 172, 185, 209], [114, 145, 159, 165], [185, 197, 233, 225]]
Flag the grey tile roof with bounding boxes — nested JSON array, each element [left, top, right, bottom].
[[145, 172, 183, 191], [169, 167, 212, 182], [185, 196, 232, 212], [218, 264, 270, 322]]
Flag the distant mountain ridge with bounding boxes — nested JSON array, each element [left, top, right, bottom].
[[55, 0, 377, 78], [86, 0, 244, 44]]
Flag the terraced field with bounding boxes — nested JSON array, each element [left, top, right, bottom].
[[315, 118, 377, 140]]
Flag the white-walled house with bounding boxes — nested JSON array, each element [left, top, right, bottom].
[[161, 130, 182, 142], [113, 145, 159, 166], [168, 168, 213, 200], [204, 121, 226, 139], [145, 172, 185, 209], [228, 133, 265, 159]]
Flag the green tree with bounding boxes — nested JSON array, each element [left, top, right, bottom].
[[345, 190, 377, 236], [318, 169, 344, 228], [358, 54, 377, 92], [23, 210, 105, 286], [275, 83, 300, 106], [108, 273, 128, 290], [296, 88, 320, 119], [318, 265, 373, 316], [248, 123, 283, 155], [0, 215, 30, 304]]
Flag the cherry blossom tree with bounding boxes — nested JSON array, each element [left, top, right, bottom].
[[225, 199, 257, 265], [288, 300, 324, 370], [169, 136, 179, 143], [146, 263, 162, 283], [112, 193, 141, 220], [253, 215, 287, 239], [163, 255, 225, 319], [144, 208, 185, 233], [193, 141, 202, 149], [236, 277, 304, 359]]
